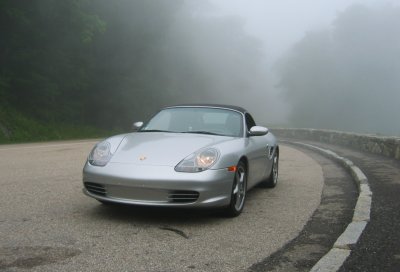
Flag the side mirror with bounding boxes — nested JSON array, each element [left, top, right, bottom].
[[249, 126, 269, 136], [132, 121, 144, 131]]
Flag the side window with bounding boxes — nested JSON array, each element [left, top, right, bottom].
[[245, 113, 256, 131]]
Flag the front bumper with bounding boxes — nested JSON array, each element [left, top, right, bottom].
[[82, 162, 234, 207]]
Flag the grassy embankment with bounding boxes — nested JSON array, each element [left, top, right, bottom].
[[0, 107, 117, 144]]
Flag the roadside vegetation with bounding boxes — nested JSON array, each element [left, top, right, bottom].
[[1, 1, 398, 141], [0, 106, 115, 144], [0, 1, 265, 143]]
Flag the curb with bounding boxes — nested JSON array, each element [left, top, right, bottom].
[[285, 141, 372, 272]]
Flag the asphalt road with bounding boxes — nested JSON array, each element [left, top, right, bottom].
[[0, 140, 354, 271], [299, 141, 400, 272]]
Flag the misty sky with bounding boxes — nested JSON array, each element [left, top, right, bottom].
[[204, 0, 400, 130], [209, 0, 399, 61]]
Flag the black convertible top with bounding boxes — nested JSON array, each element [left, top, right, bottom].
[[165, 104, 248, 114]]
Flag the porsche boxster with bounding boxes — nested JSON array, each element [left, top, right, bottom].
[[83, 104, 279, 216]]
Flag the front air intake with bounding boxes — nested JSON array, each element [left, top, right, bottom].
[[168, 190, 200, 203], [84, 182, 107, 196]]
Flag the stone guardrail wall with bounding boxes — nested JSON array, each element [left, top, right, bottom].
[[271, 128, 400, 161]]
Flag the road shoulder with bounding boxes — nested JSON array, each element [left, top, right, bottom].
[[248, 144, 358, 272]]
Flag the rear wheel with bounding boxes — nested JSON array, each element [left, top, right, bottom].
[[224, 161, 247, 217], [262, 152, 279, 188]]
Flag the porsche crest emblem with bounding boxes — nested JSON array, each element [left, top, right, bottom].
[[139, 155, 147, 161]]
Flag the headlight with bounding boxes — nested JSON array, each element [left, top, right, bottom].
[[88, 141, 113, 166], [175, 148, 219, 172]]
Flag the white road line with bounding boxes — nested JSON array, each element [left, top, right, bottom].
[[283, 141, 372, 272]]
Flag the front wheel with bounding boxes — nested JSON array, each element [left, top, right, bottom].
[[224, 161, 247, 217], [262, 152, 279, 188]]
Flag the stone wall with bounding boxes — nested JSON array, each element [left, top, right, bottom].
[[272, 128, 400, 161]]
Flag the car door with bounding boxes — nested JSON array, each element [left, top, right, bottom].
[[244, 113, 272, 188]]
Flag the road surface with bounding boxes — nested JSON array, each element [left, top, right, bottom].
[[0, 140, 356, 271]]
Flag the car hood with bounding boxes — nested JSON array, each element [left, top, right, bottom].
[[110, 132, 233, 166]]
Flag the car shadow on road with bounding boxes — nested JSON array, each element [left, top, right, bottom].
[[84, 201, 230, 226]]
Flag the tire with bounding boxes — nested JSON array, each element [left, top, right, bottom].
[[224, 161, 247, 217], [262, 152, 279, 188]]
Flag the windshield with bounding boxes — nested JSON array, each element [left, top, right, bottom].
[[140, 107, 243, 137]]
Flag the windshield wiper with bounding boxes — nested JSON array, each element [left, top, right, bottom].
[[181, 131, 224, 136], [140, 129, 172, 133]]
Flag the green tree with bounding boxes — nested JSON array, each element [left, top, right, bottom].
[[1, 0, 269, 138], [0, 0, 104, 122]]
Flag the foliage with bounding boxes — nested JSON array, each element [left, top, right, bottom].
[[0, 0, 267, 142], [0, 106, 114, 143], [0, 0, 105, 123]]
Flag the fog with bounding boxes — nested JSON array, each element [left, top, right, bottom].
[[204, 0, 400, 135], [1, 0, 399, 136]]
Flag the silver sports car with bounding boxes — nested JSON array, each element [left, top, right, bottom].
[[83, 104, 279, 216]]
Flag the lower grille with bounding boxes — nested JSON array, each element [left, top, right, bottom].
[[84, 182, 107, 196], [168, 190, 199, 203]]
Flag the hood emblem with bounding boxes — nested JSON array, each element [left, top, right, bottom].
[[139, 155, 147, 161]]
